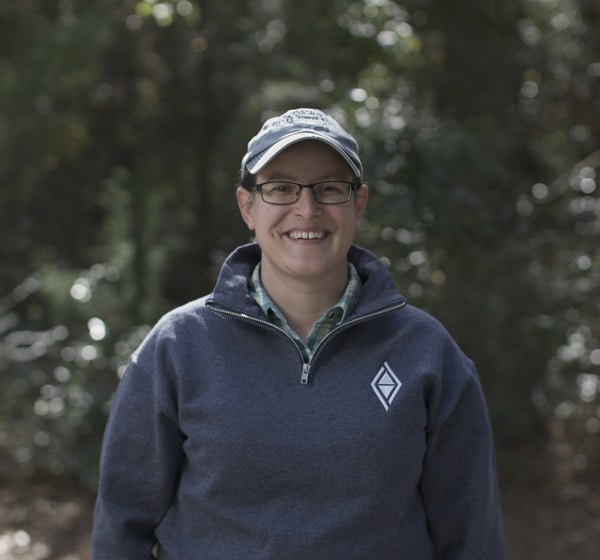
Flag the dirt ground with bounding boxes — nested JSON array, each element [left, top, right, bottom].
[[0, 475, 93, 560], [1, 452, 599, 560], [501, 478, 600, 559]]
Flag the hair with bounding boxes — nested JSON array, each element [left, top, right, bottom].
[[241, 172, 256, 191]]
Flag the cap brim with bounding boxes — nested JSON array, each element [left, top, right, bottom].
[[246, 131, 362, 177]]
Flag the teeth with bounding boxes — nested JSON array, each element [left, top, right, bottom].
[[289, 231, 325, 240]]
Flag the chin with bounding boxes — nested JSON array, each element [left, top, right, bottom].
[[287, 257, 344, 278]]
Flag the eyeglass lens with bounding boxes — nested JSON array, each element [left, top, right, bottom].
[[258, 181, 352, 204]]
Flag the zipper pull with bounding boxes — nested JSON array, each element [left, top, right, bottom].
[[300, 363, 310, 385]]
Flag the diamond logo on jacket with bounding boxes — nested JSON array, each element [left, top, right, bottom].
[[371, 362, 402, 411]]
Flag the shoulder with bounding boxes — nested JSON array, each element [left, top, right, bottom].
[[155, 295, 214, 331], [392, 303, 477, 376], [130, 296, 215, 359], [401, 303, 451, 336]]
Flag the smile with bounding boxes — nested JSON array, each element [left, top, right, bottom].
[[288, 231, 327, 240]]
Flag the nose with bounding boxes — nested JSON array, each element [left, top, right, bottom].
[[294, 186, 322, 216]]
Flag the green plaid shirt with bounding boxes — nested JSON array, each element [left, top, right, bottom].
[[249, 262, 362, 361]]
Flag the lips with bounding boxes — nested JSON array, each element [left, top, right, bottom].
[[288, 230, 327, 240]]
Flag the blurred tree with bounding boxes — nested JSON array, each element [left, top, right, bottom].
[[332, 0, 600, 457], [0, 0, 598, 487]]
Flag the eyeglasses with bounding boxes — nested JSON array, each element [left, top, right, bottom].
[[253, 180, 356, 205]]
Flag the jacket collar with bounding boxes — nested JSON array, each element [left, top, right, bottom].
[[210, 243, 406, 318]]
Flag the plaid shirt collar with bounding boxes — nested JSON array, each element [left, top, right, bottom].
[[249, 262, 362, 360]]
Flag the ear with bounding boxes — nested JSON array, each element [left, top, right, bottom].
[[353, 184, 369, 222], [236, 187, 256, 230]]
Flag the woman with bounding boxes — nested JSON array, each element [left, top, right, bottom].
[[92, 108, 507, 559]]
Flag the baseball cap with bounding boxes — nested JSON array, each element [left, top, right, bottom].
[[241, 108, 363, 179]]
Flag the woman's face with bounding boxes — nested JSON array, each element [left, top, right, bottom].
[[237, 140, 368, 287]]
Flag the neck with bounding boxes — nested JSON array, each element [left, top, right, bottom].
[[260, 265, 347, 341]]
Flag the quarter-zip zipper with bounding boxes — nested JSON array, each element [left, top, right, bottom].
[[301, 363, 310, 384], [206, 304, 307, 372], [207, 300, 407, 385], [300, 301, 407, 384]]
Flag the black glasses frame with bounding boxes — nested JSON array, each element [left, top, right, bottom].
[[253, 180, 357, 205]]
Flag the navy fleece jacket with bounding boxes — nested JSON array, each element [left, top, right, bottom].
[[92, 243, 507, 559]]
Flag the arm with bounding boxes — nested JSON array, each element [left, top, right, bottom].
[[420, 357, 507, 560], [92, 343, 184, 559]]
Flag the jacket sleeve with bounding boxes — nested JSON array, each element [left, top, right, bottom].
[[92, 332, 184, 560], [420, 350, 507, 560]]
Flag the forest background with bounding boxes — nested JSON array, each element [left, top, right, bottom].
[[1, 0, 599, 558]]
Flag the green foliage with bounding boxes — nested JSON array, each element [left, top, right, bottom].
[[0, 264, 151, 486], [0, 0, 598, 486]]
